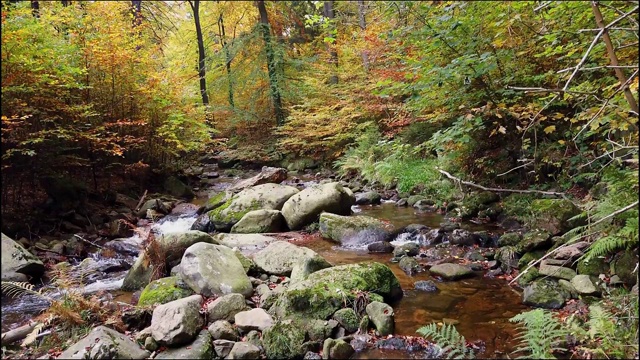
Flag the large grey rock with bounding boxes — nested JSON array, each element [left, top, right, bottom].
[[137, 276, 194, 307], [355, 191, 382, 205], [570, 275, 600, 296], [1, 233, 45, 281], [213, 340, 236, 358], [538, 263, 577, 281], [155, 330, 213, 359], [228, 166, 288, 192], [392, 242, 419, 258], [319, 213, 393, 246], [523, 279, 571, 309], [227, 342, 261, 359], [164, 176, 194, 198], [322, 338, 354, 359], [281, 182, 355, 230], [151, 295, 204, 346], [365, 301, 394, 336], [213, 233, 277, 252], [208, 183, 299, 231], [234, 308, 274, 332], [252, 241, 319, 276], [179, 243, 253, 297], [231, 209, 284, 233], [429, 263, 474, 280], [56, 326, 149, 359], [206, 293, 250, 322], [208, 320, 239, 341], [290, 254, 333, 284]]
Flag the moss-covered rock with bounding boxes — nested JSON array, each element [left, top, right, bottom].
[[398, 256, 420, 275], [319, 213, 394, 245], [516, 230, 551, 254], [163, 176, 194, 199], [234, 250, 257, 274], [538, 264, 577, 281], [518, 250, 546, 269], [263, 320, 306, 359], [252, 241, 320, 276], [138, 276, 194, 307], [517, 267, 540, 287], [281, 182, 355, 230], [498, 232, 522, 247], [528, 199, 584, 235], [522, 278, 570, 309], [576, 256, 609, 277], [612, 250, 638, 286], [231, 209, 284, 234], [458, 191, 499, 219], [290, 254, 333, 284], [199, 191, 232, 214], [332, 308, 359, 334], [496, 246, 519, 273], [272, 262, 402, 320]]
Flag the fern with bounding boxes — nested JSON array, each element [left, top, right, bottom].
[[417, 323, 475, 359], [509, 309, 568, 359], [583, 216, 639, 261], [1, 282, 50, 301]]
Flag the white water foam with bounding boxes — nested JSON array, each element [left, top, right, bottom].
[[152, 215, 198, 235]]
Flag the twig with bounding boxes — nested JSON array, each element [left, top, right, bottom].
[[578, 27, 639, 32], [534, 1, 553, 13], [556, 65, 638, 74], [134, 189, 148, 212], [497, 161, 533, 177], [506, 86, 597, 95], [436, 168, 566, 197], [73, 234, 104, 250]]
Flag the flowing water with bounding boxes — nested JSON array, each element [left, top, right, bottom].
[[1, 174, 527, 358]]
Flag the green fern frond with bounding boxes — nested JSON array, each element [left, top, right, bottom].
[[1, 281, 50, 301], [417, 323, 475, 359], [510, 309, 568, 359]]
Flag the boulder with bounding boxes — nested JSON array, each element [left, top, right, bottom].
[[529, 199, 584, 235], [209, 183, 299, 231], [332, 308, 359, 333], [234, 308, 274, 332], [208, 320, 239, 341], [367, 241, 394, 253], [538, 263, 577, 281], [448, 229, 477, 246], [355, 191, 382, 205], [281, 182, 355, 230], [138, 276, 194, 307], [262, 320, 306, 359], [252, 241, 319, 276], [429, 263, 474, 281], [154, 330, 213, 359], [150, 295, 204, 346], [496, 246, 519, 273], [213, 233, 277, 252], [179, 243, 253, 297], [414, 280, 438, 292], [570, 275, 600, 296], [553, 241, 589, 260], [164, 176, 194, 199], [228, 166, 288, 192], [322, 339, 354, 360], [290, 254, 333, 284], [137, 198, 170, 218], [458, 191, 499, 219], [56, 326, 149, 359], [497, 232, 522, 247], [227, 342, 261, 359], [106, 219, 134, 238], [522, 279, 571, 309], [407, 195, 427, 207], [213, 340, 236, 358], [1, 233, 45, 281], [516, 230, 552, 254], [231, 210, 284, 234], [612, 251, 638, 286], [271, 262, 402, 320], [104, 237, 142, 256], [190, 213, 213, 233], [198, 191, 233, 214], [206, 293, 250, 322], [319, 213, 393, 246], [235, 250, 257, 274], [398, 257, 420, 275], [392, 242, 420, 259], [365, 301, 394, 336]]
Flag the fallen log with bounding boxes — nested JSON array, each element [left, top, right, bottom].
[[1, 321, 40, 346]]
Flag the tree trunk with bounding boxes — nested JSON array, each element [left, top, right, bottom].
[[189, 0, 209, 106], [218, 13, 234, 108], [132, 0, 142, 27], [257, 0, 284, 126], [357, 0, 369, 72], [30, 1, 39, 18], [324, 1, 339, 84]]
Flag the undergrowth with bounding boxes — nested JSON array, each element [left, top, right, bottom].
[[417, 322, 475, 359]]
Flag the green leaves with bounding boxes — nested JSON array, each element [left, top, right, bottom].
[[417, 323, 475, 359], [509, 309, 569, 359]]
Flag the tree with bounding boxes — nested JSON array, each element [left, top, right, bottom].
[[217, 12, 234, 108], [256, 0, 284, 126], [187, 0, 209, 106], [357, 0, 369, 72], [323, 1, 338, 84]]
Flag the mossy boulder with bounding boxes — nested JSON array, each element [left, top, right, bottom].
[[612, 250, 638, 286], [458, 191, 499, 219], [498, 232, 522, 248], [163, 176, 194, 199], [138, 276, 194, 307], [528, 199, 584, 235], [263, 320, 306, 359], [517, 267, 540, 287], [516, 230, 551, 254], [281, 182, 356, 230], [398, 256, 420, 275], [518, 250, 546, 269], [522, 278, 571, 309], [332, 309, 359, 333], [231, 209, 284, 234], [199, 191, 232, 214], [235, 250, 257, 274], [290, 254, 333, 284], [271, 262, 402, 320], [576, 256, 609, 277], [252, 241, 320, 276], [538, 263, 577, 281], [209, 183, 299, 232], [319, 213, 393, 246], [429, 263, 474, 280]]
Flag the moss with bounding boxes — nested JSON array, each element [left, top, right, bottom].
[[576, 256, 609, 277], [613, 250, 638, 286], [205, 192, 228, 209], [518, 250, 546, 269], [518, 267, 540, 287], [137, 276, 194, 307], [528, 199, 584, 235], [234, 250, 256, 274], [333, 308, 359, 333], [516, 230, 551, 254], [263, 320, 306, 359], [498, 232, 522, 247]]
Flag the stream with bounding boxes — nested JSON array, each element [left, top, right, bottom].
[[1, 173, 527, 359]]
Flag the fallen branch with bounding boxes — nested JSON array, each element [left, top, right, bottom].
[[0, 321, 40, 346], [73, 234, 104, 250], [436, 168, 566, 197], [134, 189, 148, 212]]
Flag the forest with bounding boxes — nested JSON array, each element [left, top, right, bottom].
[[1, 1, 638, 359]]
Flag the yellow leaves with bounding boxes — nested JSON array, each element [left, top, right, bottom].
[[543, 125, 556, 134], [558, 140, 565, 145]]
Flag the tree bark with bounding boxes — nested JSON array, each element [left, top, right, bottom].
[[132, 0, 142, 27], [30, 1, 39, 18], [257, 0, 285, 126], [323, 1, 339, 84], [189, 0, 209, 106], [357, 0, 369, 72], [218, 13, 234, 108]]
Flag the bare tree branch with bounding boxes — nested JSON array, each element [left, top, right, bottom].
[[436, 168, 566, 197]]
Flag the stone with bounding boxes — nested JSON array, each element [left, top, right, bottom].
[[231, 209, 284, 233], [179, 243, 253, 298], [228, 166, 288, 192], [429, 263, 474, 280], [227, 342, 261, 359], [612, 251, 638, 286], [263, 320, 306, 359], [497, 232, 522, 247], [199, 191, 233, 214], [281, 182, 355, 230], [290, 254, 333, 284], [518, 250, 546, 269], [365, 301, 394, 336], [323, 339, 354, 360], [104, 237, 142, 256], [213, 340, 236, 358], [538, 263, 577, 281], [164, 176, 194, 199], [496, 246, 519, 273], [319, 213, 394, 246], [553, 241, 589, 260], [367, 241, 394, 253], [414, 280, 439, 292], [234, 308, 274, 332], [207, 293, 250, 323], [190, 213, 213, 233], [252, 241, 319, 276], [144, 337, 158, 352], [398, 256, 420, 275], [570, 275, 600, 296], [137, 276, 194, 307], [151, 295, 204, 346], [392, 242, 420, 258], [407, 195, 427, 207], [272, 262, 402, 320], [517, 268, 540, 287], [235, 250, 257, 274], [106, 219, 134, 238], [465, 251, 486, 262], [333, 308, 359, 333], [448, 229, 477, 246], [246, 330, 262, 349], [137, 198, 170, 218], [355, 191, 382, 205], [558, 279, 579, 299], [577, 256, 609, 277], [213, 233, 277, 252], [1, 233, 45, 281], [155, 330, 213, 359], [304, 351, 322, 359], [529, 199, 583, 235], [517, 230, 552, 254], [523, 279, 571, 309], [56, 326, 149, 359]]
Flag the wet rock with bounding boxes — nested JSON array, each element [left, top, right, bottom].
[[495, 246, 519, 273], [231, 209, 284, 234], [333, 308, 359, 333], [438, 221, 460, 233], [164, 176, 195, 199], [228, 342, 261, 359], [208, 320, 240, 341], [365, 301, 394, 336], [322, 339, 354, 360], [529, 199, 583, 235], [179, 243, 253, 298], [137, 198, 170, 218], [263, 320, 306, 358], [290, 254, 333, 284], [393, 242, 420, 258], [395, 199, 408, 207], [281, 182, 355, 230], [56, 326, 149, 359], [538, 263, 577, 281], [252, 241, 319, 276], [213, 233, 277, 252], [213, 340, 236, 358], [155, 330, 213, 359], [414, 199, 437, 212], [304, 351, 323, 359], [319, 213, 393, 246], [522, 278, 570, 309], [517, 230, 552, 254], [376, 337, 405, 350], [414, 280, 439, 292], [228, 166, 288, 192], [104, 237, 141, 256], [429, 263, 474, 280], [190, 212, 213, 233], [106, 219, 134, 238], [570, 275, 600, 296], [407, 195, 427, 207], [399, 256, 420, 275], [448, 229, 477, 246], [367, 241, 394, 253], [150, 295, 203, 346], [138, 276, 194, 307], [235, 308, 274, 332], [465, 250, 486, 261], [207, 293, 250, 323], [1, 233, 45, 281], [355, 191, 382, 205]]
